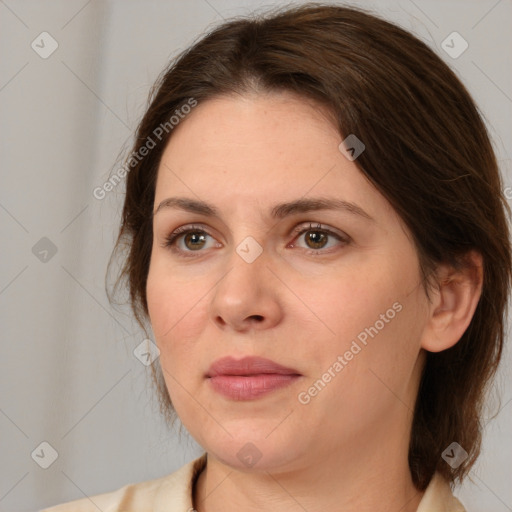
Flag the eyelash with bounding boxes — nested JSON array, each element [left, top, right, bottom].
[[162, 223, 350, 257]]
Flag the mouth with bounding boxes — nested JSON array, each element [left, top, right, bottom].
[[206, 356, 302, 401]]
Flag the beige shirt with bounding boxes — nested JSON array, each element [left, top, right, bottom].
[[42, 453, 466, 511]]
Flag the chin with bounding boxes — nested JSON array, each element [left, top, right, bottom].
[[196, 426, 307, 473]]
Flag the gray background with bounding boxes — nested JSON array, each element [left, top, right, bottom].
[[1, 1, 510, 511]]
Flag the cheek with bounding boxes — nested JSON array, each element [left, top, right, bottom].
[[146, 257, 208, 364], [300, 268, 397, 349], [305, 253, 425, 377], [296, 287, 425, 436], [146, 271, 210, 417]]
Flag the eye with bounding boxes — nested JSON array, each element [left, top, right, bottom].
[[162, 222, 349, 257], [163, 224, 219, 254], [289, 223, 349, 253]]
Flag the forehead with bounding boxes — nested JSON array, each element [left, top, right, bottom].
[[153, 93, 392, 222], [161, 92, 338, 163]]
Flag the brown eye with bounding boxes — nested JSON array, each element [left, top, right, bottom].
[[183, 232, 207, 250], [304, 230, 328, 249], [290, 223, 349, 254], [163, 225, 218, 254]]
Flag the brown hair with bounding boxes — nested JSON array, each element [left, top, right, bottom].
[[108, 2, 511, 490]]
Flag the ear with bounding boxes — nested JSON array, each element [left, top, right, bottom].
[[421, 250, 483, 353]]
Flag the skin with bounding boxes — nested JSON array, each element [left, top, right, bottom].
[[146, 91, 483, 512]]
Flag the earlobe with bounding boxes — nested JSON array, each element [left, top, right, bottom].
[[421, 251, 483, 353]]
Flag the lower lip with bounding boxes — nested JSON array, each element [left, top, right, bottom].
[[208, 374, 301, 400]]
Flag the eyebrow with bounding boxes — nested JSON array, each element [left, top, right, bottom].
[[153, 196, 374, 222]]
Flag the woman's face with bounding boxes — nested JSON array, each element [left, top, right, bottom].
[[147, 92, 430, 472]]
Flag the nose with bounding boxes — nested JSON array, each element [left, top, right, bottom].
[[210, 248, 284, 333]]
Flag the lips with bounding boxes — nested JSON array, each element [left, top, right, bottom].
[[206, 356, 302, 400], [207, 356, 300, 377]]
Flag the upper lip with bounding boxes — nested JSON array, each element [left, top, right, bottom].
[[206, 356, 301, 377]]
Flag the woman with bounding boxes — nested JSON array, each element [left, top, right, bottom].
[[43, 3, 511, 511]]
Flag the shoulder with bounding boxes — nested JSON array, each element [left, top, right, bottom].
[[40, 453, 207, 512], [417, 472, 466, 512]]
